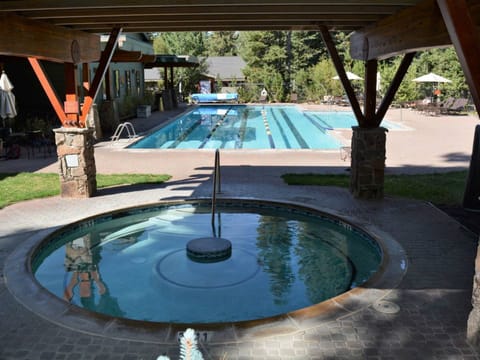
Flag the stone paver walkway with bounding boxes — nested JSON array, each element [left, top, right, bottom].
[[1, 104, 479, 359]]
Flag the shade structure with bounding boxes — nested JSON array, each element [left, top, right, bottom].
[[0, 71, 17, 126], [412, 72, 452, 83], [333, 71, 363, 80]]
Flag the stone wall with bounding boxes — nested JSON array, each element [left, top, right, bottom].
[[468, 238, 480, 345], [54, 127, 97, 198], [350, 126, 387, 199]]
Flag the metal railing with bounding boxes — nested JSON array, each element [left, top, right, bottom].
[[111, 122, 137, 142], [211, 149, 221, 236]]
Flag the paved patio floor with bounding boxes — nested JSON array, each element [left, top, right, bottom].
[[1, 104, 479, 359]]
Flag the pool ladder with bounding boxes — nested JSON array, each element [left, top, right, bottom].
[[111, 122, 138, 142], [211, 149, 221, 235]]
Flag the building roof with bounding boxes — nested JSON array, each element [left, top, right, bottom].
[[204, 56, 246, 81], [144, 54, 199, 69]]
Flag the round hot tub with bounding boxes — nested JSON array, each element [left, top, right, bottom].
[[31, 199, 383, 324]]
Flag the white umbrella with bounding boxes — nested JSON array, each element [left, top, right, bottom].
[[333, 71, 363, 80], [412, 72, 451, 102], [0, 71, 17, 127], [412, 72, 451, 83]]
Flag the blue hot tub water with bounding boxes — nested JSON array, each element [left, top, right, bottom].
[[129, 105, 399, 150], [33, 201, 382, 324]]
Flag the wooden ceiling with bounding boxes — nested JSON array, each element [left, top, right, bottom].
[[0, 0, 424, 33]]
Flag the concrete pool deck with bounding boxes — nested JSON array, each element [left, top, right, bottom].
[[1, 104, 480, 359]]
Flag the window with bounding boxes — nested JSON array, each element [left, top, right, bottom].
[[125, 70, 132, 96], [136, 70, 141, 96]]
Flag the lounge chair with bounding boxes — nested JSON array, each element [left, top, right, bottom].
[[441, 98, 468, 114]]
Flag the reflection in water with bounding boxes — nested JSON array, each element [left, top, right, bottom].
[[256, 216, 295, 305], [296, 223, 352, 304], [63, 234, 125, 317]]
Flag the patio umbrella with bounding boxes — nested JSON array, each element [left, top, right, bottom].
[[0, 71, 17, 128], [332, 71, 363, 80], [412, 72, 451, 83], [412, 72, 451, 102]]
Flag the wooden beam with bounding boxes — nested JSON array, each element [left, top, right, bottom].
[[140, 54, 156, 63], [80, 27, 122, 124], [28, 57, 68, 125], [111, 50, 143, 62], [110, 50, 155, 63], [437, 0, 480, 117], [0, 14, 100, 63], [319, 26, 366, 127], [3, 0, 415, 11], [363, 59, 377, 124], [350, 0, 467, 60], [64, 63, 80, 126], [375, 52, 415, 126]]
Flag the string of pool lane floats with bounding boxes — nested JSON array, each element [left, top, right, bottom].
[[198, 106, 233, 149], [262, 106, 276, 149]]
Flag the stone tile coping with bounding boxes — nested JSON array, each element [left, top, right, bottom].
[[4, 197, 407, 345]]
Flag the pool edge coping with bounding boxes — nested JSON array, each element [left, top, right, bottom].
[[3, 197, 407, 345]]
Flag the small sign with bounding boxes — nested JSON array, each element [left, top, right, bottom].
[[65, 154, 79, 168], [177, 330, 211, 343]]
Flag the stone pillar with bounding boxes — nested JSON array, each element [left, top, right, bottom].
[[54, 127, 97, 198], [467, 239, 480, 345], [350, 126, 387, 199]]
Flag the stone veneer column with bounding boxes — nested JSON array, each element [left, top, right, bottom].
[[54, 127, 97, 198], [350, 126, 387, 199], [468, 239, 480, 345]]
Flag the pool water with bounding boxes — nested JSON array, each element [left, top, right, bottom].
[[129, 105, 399, 150], [33, 201, 382, 324]]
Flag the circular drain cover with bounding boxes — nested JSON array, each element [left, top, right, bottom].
[[373, 300, 400, 314]]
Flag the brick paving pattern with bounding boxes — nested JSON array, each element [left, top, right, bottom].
[[1, 105, 480, 359]]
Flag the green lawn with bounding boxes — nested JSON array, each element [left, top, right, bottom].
[[0, 171, 469, 210], [281, 171, 468, 206], [0, 173, 171, 209]]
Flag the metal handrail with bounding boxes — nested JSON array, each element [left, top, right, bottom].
[[211, 149, 221, 235], [111, 122, 137, 142]]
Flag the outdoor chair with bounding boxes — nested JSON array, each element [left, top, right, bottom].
[[25, 130, 55, 158], [441, 98, 468, 114]]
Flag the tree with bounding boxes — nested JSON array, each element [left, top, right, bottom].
[[416, 48, 468, 99], [152, 32, 209, 96], [206, 31, 239, 56], [379, 56, 419, 104], [155, 32, 207, 56]]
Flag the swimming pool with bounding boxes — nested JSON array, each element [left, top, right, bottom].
[[129, 105, 398, 150]]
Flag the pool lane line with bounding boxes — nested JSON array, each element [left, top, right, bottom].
[[270, 107, 291, 149], [261, 107, 276, 149], [279, 108, 309, 149], [236, 109, 249, 149], [198, 106, 233, 149], [168, 118, 203, 149], [303, 112, 331, 132]]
